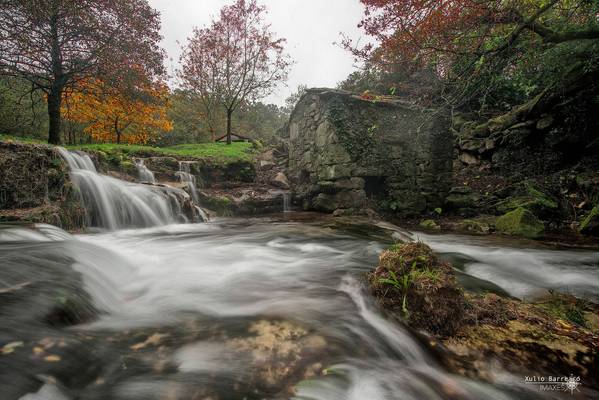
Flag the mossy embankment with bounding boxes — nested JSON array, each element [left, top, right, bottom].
[[0, 142, 85, 230], [368, 242, 599, 388]]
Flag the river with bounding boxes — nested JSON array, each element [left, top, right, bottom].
[[2, 215, 598, 400]]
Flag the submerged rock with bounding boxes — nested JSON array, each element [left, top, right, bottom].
[[495, 207, 544, 238]]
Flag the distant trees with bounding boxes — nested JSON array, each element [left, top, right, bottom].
[[0, 0, 165, 144], [179, 0, 291, 144], [63, 79, 172, 144]]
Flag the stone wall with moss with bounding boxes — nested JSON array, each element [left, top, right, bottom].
[[0, 142, 85, 230], [286, 88, 452, 214]]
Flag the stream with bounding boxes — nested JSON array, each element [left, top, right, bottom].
[[2, 217, 599, 399]]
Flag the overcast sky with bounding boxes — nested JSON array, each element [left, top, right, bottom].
[[147, 0, 366, 105]]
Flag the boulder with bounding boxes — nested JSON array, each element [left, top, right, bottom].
[[495, 207, 544, 239], [368, 242, 465, 337], [419, 219, 440, 230], [271, 172, 289, 189]]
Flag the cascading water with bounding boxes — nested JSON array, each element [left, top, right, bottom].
[[176, 160, 209, 221], [134, 158, 156, 183], [283, 191, 291, 212], [57, 148, 194, 230]]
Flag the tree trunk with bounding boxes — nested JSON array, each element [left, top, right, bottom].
[[47, 85, 62, 145], [115, 117, 121, 144], [226, 108, 233, 145]]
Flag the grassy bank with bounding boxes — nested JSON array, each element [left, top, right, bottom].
[[0, 135, 255, 162]]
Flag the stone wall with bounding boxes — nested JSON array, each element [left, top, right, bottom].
[[0, 142, 85, 229], [286, 88, 452, 214]]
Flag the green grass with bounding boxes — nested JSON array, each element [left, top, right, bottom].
[[0, 134, 45, 144], [69, 142, 255, 162], [0, 134, 256, 162]]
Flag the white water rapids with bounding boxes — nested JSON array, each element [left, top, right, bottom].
[[2, 219, 598, 399]]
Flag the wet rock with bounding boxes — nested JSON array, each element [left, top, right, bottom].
[[455, 219, 492, 235], [495, 207, 544, 239], [441, 293, 599, 387], [271, 172, 290, 189], [368, 242, 465, 337]]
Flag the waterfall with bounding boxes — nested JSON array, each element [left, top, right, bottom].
[[134, 158, 156, 183], [175, 161, 210, 222], [283, 192, 291, 213], [176, 161, 200, 203], [57, 148, 195, 230]]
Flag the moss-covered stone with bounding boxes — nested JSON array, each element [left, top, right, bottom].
[[580, 206, 599, 236], [419, 219, 440, 230], [496, 183, 558, 218], [198, 192, 233, 216], [368, 242, 465, 337], [456, 218, 492, 234], [495, 207, 544, 238]]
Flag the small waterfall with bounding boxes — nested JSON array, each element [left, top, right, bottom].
[[57, 148, 194, 230], [176, 161, 200, 203], [283, 192, 291, 213], [134, 158, 156, 183]]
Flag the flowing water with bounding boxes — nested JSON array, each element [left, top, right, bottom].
[[57, 148, 195, 230], [2, 216, 598, 400], [176, 161, 200, 204], [134, 158, 156, 183]]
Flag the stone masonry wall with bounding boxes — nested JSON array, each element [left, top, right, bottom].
[[286, 88, 452, 214]]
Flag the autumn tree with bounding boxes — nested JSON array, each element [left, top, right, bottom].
[[0, 0, 165, 144], [63, 79, 172, 144], [345, 0, 599, 109], [179, 0, 291, 145]]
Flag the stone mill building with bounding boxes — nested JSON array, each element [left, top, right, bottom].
[[284, 88, 453, 214]]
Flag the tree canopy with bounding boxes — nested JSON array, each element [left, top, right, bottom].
[[179, 0, 291, 144], [0, 0, 165, 144]]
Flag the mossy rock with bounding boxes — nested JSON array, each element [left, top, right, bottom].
[[580, 205, 599, 236], [368, 242, 465, 337], [419, 219, 440, 230], [198, 192, 233, 216], [456, 219, 492, 235], [496, 182, 558, 219], [495, 207, 544, 239]]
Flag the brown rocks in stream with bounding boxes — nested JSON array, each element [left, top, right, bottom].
[[368, 242, 599, 389]]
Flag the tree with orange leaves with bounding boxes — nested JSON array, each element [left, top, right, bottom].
[[63, 79, 172, 144]]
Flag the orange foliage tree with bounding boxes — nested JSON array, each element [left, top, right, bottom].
[[63, 79, 172, 144]]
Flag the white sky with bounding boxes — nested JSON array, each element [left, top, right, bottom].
[[147, 0, 366, 105]]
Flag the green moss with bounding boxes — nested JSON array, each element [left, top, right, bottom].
[[419, 219, 440, 230], [199, 194, 233, 216], [327, 97, 377, 164], [495, 207, 544, 238], [457, 219, 491, 234], [537, 294, 588, 327], [580, 205, 599, 234]]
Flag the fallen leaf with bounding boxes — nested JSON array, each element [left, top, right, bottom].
[[44, 355, 61, 362], [32, 346, 45, 355]]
